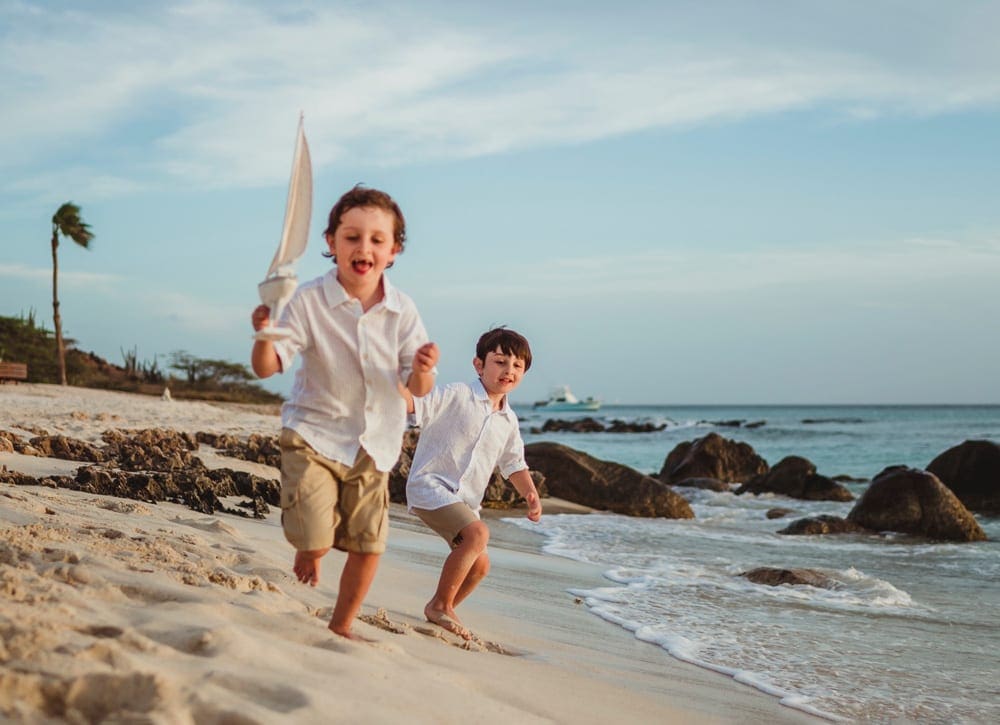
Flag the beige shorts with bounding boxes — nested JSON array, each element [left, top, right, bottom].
[[279, 428, 389, 554], [412, 502, 479, 549]]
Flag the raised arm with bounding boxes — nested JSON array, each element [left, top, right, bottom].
[[508, 469, 542, 522], [250, 305, 283, 378], [406, 341, 439, 397]]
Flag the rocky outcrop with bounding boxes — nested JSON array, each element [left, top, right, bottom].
[[526, 441, 693, 518], [0, 429, 278, 518], [926, 440, 1000, 514], [741, 567, 836, 588], [198, 431, 282, 468], [777, 515, 870, 535], [766, 508, 794, 519], [736, 456, 854, 501], [658, 433, 768, 485], [846, 466, 987, 542], [530, 418, 667, 434], [0, 463, 278, 519]]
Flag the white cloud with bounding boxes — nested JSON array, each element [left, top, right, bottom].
[[0, 263, 119, 285], [417, 234, 1000, 301], [1, 1, 999, 195]]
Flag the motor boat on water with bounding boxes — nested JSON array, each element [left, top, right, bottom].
[[533, 385, 601, 412]]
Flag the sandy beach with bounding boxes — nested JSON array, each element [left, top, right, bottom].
[[1, 384, 821, 724]]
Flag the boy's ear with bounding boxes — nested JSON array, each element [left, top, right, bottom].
[[472, 356, 484, 375]]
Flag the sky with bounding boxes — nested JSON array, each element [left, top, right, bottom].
[[1, 0, 999, 405]]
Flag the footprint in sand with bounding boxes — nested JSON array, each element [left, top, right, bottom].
[[411, 624, 518, 656]]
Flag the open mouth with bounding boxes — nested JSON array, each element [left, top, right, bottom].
[[351, 259, 374, 274]]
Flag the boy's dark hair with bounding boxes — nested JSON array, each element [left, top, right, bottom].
[[476, 327, 532, 371], [322, 184, 406, 266]]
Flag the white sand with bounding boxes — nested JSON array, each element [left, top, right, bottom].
[[1, 384, 821, 723]]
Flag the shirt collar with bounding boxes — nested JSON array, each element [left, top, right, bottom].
[[471, 378, 515, 419], [321, 268, 401, 312]]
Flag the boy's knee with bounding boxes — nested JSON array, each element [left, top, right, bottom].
[[458, 521, 489, 551]]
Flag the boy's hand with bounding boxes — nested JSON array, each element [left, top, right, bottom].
[[251, 305, 271, 332], [413, 342, 439, 373], [525, 491, 542, 523]]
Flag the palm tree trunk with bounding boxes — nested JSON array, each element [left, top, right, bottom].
[[51, 230, 67, 386]]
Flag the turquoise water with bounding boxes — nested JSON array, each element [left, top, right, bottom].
[[512, 405, 1000, 722]]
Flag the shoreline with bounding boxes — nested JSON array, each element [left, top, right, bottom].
[[1, 383, 822, 723]]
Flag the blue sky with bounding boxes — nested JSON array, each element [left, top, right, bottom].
[[2, 0, 999, 404]]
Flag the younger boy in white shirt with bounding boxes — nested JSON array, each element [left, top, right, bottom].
[[405, 327, 542, 639]]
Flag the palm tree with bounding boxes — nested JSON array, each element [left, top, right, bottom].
[[51, 202, 93, 385]]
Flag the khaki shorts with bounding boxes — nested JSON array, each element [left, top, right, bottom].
[[412, 502, 479, 549], [279, 428, 389, 554]]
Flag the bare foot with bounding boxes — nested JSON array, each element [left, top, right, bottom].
[[424, 603, 472, 640], [328, 622, 378, 643], [293, 550, 323, 586]]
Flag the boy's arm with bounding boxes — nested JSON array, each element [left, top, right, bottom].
[[406, 342, 439, 397], [397, 380, 415, 414], [508, 469, 542, 522], [250, 305, 282, 378]]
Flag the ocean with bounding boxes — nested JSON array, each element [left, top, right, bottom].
[[510, 405, 1000, 723]]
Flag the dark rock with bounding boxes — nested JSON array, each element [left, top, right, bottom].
[[28, 435, 106, 463], [832, 474, 867, 483], [672, 477, 731, 492], [744, 420, 766, 429], [742, 567, 836, 588], [766, 508, 794, 519], [847, 467, 987, 541], [659, 433, 769, 485], [526, 441, 693, 518], [530, 418, 667, 434], [100, 428, 202, 472], [388, 429, 420, 503], [926, 439, 1000, 514], [482, 470, 548, 510], [777, 514, 871, 535], [736, 456, 854, 501]]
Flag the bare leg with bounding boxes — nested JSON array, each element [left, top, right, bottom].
[[453, 550, 490, 608], [425, 521, 489, 640], [328, 551, 381, 640], [293, 547, 330, 587]]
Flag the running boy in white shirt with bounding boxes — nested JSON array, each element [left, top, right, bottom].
[[251, 185, 438, 640], [404, 327, 542, 639]]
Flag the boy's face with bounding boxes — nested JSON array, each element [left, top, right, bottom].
[[473, 346, 526, 397], [326, 206, 400, 288]]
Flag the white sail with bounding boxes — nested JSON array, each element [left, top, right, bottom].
[[265, 115, 312, 277]]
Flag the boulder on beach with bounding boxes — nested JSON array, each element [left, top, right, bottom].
[[846, 466, 987, 542], [736, 455, 854, 501], [525, 441, 693, 518], [926, 439, 1000, 515], [777, 514, 870, 536], [658, 432, 769, 485], [741, 567, 836, 588]]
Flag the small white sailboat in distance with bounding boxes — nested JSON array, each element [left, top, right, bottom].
[[254, 114, 312, 341], [533, 385, 601, 412]]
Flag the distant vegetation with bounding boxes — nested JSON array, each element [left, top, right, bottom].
[[0, 311, 282, 405]]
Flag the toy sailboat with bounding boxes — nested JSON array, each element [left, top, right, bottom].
[[254, 114, 312, 341]]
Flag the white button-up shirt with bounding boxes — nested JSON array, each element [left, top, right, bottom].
[[406, 379, 527, 515], [273, 269, 429, 472]]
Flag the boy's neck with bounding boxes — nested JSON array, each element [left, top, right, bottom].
[[338, 272, 385, 312], [483, 386, 506, 411]]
